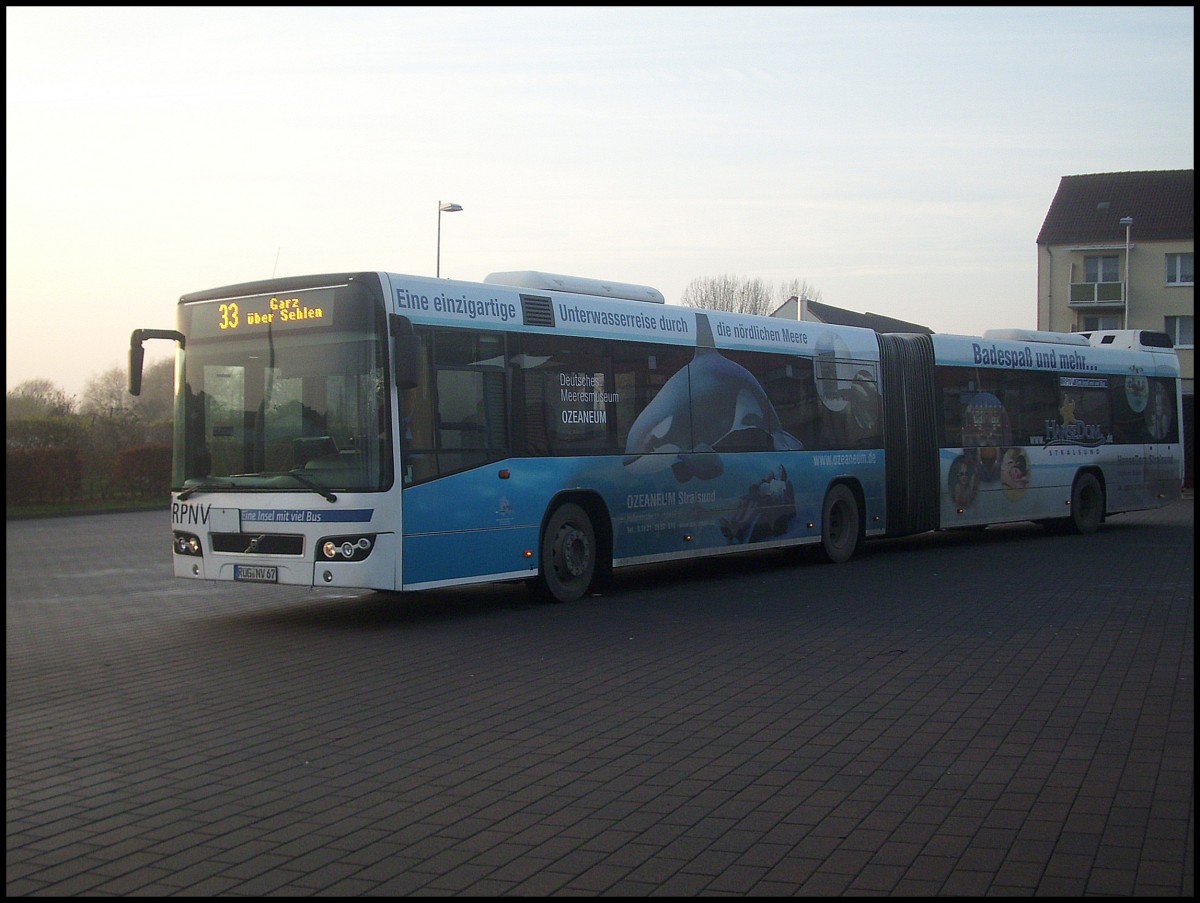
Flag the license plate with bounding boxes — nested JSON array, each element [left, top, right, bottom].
[[234, 565, 278, 583]]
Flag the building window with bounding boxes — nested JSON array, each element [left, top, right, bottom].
[[1084, 256, 1120, 283], [1165, 253, 1194, 286], [1080, 315, 1120, 332], [1165, 315, 1194, 349]]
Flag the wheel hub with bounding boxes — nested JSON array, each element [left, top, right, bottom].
[[558, 527, 589, 577]]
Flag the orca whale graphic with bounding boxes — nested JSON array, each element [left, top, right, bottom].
[[622, 312, 803, 482]]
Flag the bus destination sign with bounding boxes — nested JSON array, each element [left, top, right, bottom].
[[189, 287, 336, 339]]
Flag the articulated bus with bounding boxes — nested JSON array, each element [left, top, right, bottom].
[[129, 270, 1184, 603]]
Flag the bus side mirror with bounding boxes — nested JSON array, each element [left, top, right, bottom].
[[129, 340, 146, 396], [128, 328, 186, 396], [394, 335, 421, 390], [390, 315, 421, 390]]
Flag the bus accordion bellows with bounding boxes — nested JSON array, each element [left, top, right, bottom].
[[129, 270, 1184, 603]]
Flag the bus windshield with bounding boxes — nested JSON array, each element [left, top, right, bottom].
[[174, 283, 392, 494]]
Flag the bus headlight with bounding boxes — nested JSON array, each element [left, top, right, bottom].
[[173, 532, 203, 556], [318, 535, 376, 562]]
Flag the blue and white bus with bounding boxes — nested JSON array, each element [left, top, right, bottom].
[[129, 270, 1184, 602]]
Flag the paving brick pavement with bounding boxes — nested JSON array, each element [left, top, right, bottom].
[[6, 498, 1194, 896]]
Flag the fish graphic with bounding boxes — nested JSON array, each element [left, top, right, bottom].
[[623, 312, 803, 482]]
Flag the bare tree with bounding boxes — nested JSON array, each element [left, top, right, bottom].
[[680, 275, 824, 317], [135, 358, 176, 424], [6, 379, 76, 419], [80, 358, 174, 423], [680, 275, 772, 316], [79, 368, 135, 417], [777, 278, 823, 305]]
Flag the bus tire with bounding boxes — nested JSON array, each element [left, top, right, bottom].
[[1066, 472, 1104, 535], [820, 484, 861, 564], [534, 503, 596, 603]]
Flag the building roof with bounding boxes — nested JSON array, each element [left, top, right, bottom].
[[1036, 169, 1194, 245], [801, 298, 933, 334]]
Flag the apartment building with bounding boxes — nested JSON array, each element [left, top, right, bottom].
[[1036, 169, 1194, 486]]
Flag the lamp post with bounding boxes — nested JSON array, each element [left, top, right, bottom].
[[436, 201, 463, 277], [1119, 216, 1133, 329]]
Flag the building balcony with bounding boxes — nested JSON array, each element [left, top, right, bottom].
[[1068, 281, 1125, 308]]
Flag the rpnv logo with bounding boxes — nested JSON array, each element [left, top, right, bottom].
[[172, 501, 210, 526]]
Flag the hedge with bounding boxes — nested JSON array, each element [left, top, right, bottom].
[[6, 448, 84, 505], [111, 444, 173, 499]]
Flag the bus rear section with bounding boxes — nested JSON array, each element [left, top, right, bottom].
[[876, 327, 1183, 538]]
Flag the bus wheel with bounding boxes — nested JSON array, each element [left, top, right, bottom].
[[820, 484, 861, 563], [535, 503, 596, 603], [1067, 473, 1104, 535]]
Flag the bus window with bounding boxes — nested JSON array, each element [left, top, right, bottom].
[[611, 342, 694, 456], [610, 342, 694, 457], [939, 367, 1014, 449], [938, 367, 969, 447], [1056, 380, 1110, 445], [514, 334, 615, 456], [980, 368, 1056, 448], [399, 328, 508, 482], [724, 350, 816, 449], [1011, 372, 1059, 445], [433, 330, 508, 475], [399, 331, 436, 485], [1143, 378, 1177, 442], [1109, 372, 1178, 443]]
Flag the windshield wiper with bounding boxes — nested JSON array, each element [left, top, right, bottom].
[[181, 472, 338, 503], [284, 471, 338, 503], [178, 480, 237, 501]]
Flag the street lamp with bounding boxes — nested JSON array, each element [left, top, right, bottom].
[[1120, 216, 1133, 328], [436, 201, 463, 277]]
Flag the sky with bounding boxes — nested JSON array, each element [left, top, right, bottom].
[[6, 6, 1195, 399]]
